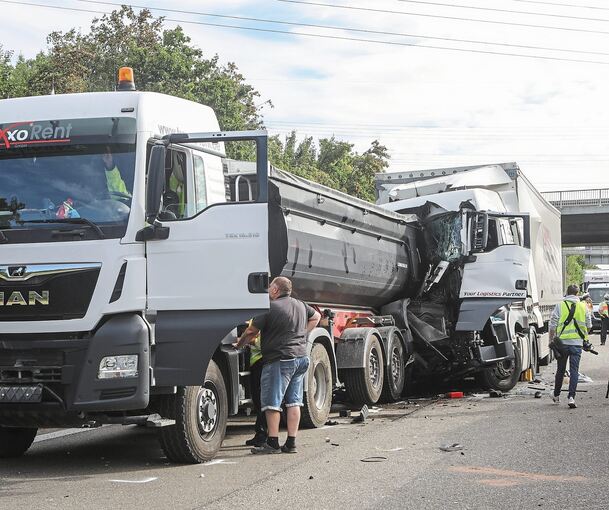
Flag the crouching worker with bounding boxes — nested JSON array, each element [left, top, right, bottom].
[[236, 276, 320, 454]]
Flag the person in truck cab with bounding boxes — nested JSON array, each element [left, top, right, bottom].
[[549, 284, 592, 409], [102, 145, 131, 197]]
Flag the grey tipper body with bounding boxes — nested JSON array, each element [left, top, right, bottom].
[[252, 296, 316, 364]]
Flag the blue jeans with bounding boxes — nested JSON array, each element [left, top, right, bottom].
[[260, 357, 310, 412], [554, 344, 582, 399]]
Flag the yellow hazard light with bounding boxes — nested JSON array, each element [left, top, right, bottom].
[[117, 67, 136, 91]]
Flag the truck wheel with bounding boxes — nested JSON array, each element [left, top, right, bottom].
[[0, 426, 37, 458], [342, 335, 384, 405], [529, 328, 539, 375], [476, 342, 523, 392], [302, 343, 333, 428], [158, 360, 228, 464], [380, 335, 405, 402]]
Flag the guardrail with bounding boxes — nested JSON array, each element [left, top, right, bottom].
[[542, 188, 609, 208]]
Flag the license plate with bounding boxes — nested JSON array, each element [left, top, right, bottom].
[[0, 385, 43, 403]]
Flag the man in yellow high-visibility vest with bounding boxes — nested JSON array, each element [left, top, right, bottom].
[[549, 284, 592, 409], [102, 146, 130, 197], [599, 294, 609, 346]]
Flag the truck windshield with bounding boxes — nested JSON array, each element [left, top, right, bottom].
[[0, 117, 136, 243], [588, 287, 609, 303]]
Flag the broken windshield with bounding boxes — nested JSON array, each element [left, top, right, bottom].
[[424, 213, 463, 264]]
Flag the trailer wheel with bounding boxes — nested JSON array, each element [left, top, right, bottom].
[[0, 427, 37, 458], [476, 341, 523, 392], [342, 335, 384, 405], [380, 334, 405, 402], [158, 360, 228, 464], [302, 343, 333, 428]]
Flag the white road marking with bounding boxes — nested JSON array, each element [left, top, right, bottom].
[[34, 427, 97, 443], [109, 477, 158, 484], [204, 459, 237, 466]]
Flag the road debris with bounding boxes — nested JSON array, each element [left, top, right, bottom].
[[375, 447, 404, 452], [324, 420, 339, 426], [339, 410, 352, 418], [440, 443, 464, 452], [109, 477, 158, 484], [360, 456, 388, 463], [489, 390, 503, 398], [352, 404, 369, 424]]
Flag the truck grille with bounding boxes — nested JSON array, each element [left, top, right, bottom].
[[0, 367, 62, 383], [0, 265, 100, 321]]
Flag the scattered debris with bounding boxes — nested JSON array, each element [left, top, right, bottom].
[[324, 420, 339, 426], [351, 404, 369, 424], [360, 456, 388, 463], [200, 474, 205, 478], [578, 373, 593, 384], [375, 447, 404, 452], [325, 437, 331, 443], [446, 391, 464, 399], [309, 476, 314, 480], [534, 392, 542, 399], [331, 443, 340, 447], [339, 410, 352, 418], [440, 443, 464, 452], [489, 390, 503, 398]]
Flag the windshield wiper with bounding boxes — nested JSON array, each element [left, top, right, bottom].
[[19, 218, 106, 239]]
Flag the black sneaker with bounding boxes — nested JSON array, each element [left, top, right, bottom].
[[251, 442, 282, 455], [245, 433, 267, 447], [281, 444, 298, 454]]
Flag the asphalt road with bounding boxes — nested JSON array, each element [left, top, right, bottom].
[[2, 336, 609, 510]]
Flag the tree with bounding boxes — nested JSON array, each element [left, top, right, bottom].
[[565, 255, 598, 286]]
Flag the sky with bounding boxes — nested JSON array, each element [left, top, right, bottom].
[[1, 0, 609, 192]]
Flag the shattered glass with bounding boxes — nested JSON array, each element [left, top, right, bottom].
[[425, 213, 463, 263]]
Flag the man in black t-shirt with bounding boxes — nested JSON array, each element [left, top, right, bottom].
[[236, 277, 320, 454]]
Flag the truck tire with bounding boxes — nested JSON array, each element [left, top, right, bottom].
[[529, 328, 539, 375], [476, 342, 523, 392], [0, 426, 37, 458], [380, 334, 405, 403], [301, 343, 333, 428], [342, 335, 384, 405], [158, 360, 228, 464]]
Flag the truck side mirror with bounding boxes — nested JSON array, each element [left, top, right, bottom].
[[470, 212, 488, 253], [146, 144, 166, 223]]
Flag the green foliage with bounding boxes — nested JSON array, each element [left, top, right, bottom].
[[268, 132, 389, 202], [565, 255, 598, 286], [0, 7, 387, 200]]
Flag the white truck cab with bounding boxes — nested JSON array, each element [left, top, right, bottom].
[[0, 71, 270, 462]]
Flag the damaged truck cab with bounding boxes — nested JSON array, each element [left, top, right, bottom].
[[377, 163, 560, 389]]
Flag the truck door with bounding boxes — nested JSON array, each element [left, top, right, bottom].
[[145, 134, 270, 386], [459, 213, 531, 309]]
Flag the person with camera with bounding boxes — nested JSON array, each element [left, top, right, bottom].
[[549, 284, 593, 409]]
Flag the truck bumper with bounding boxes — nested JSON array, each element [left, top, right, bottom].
[[0, 314, 150, 426], [475, 340, 514, 367]]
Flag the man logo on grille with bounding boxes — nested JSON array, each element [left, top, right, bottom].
[[8, 266, 26, 278]]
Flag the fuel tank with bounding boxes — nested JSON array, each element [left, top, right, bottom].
[[268, 168, 422, 309]]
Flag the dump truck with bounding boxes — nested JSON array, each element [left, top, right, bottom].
[[0, 69, 539, 463]]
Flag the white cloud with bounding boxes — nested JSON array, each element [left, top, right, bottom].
[[2, 0, 609, 191]]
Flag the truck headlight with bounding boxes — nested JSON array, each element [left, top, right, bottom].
[[98, 355, 138, 379]]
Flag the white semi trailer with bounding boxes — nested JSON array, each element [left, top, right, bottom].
[[375, 163, 563, 383]]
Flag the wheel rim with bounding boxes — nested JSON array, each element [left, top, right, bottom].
[[369, 347, 381, 388], [390, 345, 403, 389], [313, 362, 328, 410], [492, 358, 515, 380], [197, 384, 219, 439]]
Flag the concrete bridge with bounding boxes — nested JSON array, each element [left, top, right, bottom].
[[542, 188, 609, 247]]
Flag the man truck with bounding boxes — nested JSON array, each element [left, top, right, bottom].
[[583, 269, 609, 331], [0, 69, 552, 463]]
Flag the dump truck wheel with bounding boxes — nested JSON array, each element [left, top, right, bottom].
[[380, 334, 405, 403], [476, 342, 523, 392], [158, 360, 228, 464], [0, 426, 37, 458], [302, 343, 333, 428], [342, 335, 384, 405]]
